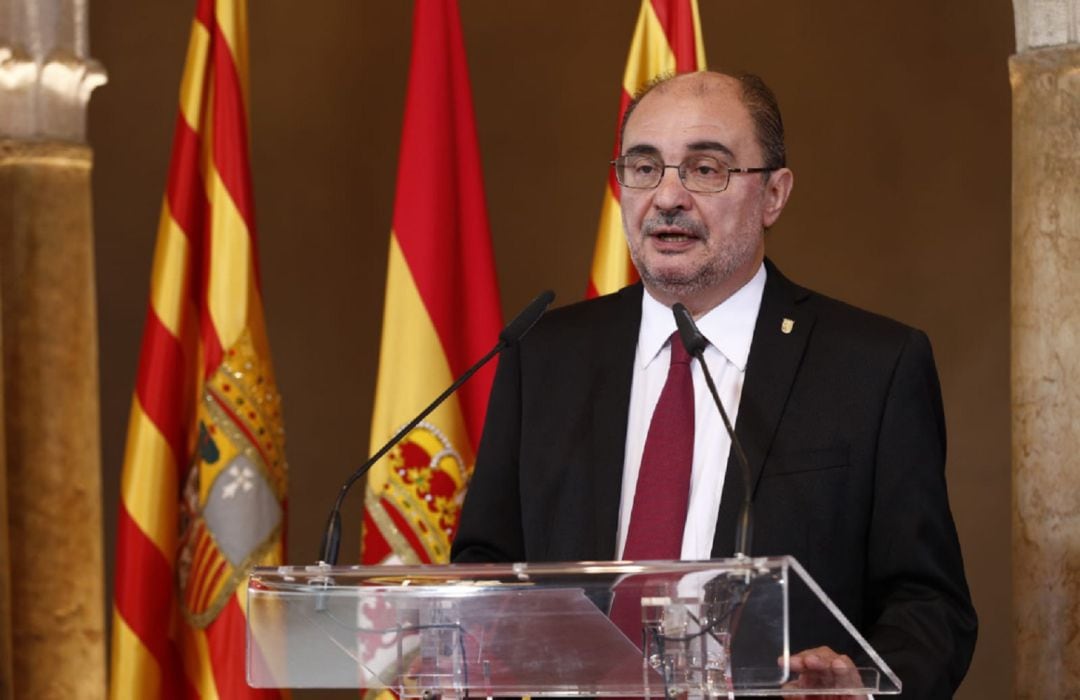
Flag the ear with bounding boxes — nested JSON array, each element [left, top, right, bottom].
[[762, 167, 794, 228]]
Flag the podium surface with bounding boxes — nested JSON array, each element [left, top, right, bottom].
[[247, 557, 900, 696]]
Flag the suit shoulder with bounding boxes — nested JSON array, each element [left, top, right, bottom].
[[766, 260, 928, 352], [798, 286, 932, 358]]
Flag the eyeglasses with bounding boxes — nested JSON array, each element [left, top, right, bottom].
[[611, 154, 775, 193]]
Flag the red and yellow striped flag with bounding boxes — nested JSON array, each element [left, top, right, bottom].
[[361, 0, 503, 566], [110, 0, 287, 697], [586, 0, 707, 298]]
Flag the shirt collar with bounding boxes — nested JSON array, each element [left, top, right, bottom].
[[638, 262, 767, 372]]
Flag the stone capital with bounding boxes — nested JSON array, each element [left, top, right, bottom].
[[0, 0, 107, 142], [1013, 0, 1080, 52]]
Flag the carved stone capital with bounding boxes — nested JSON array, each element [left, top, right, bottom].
[[1013, 0, 1080, 51], [0, 0, 107, 142]]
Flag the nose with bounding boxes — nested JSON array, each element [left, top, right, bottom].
[[652, 165, 693, 212]]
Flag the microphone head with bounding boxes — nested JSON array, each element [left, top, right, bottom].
[[672, 303, 708, 356], [499, 289, 555, 346]]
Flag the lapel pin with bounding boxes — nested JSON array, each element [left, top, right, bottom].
[[781, 318, 795, 335]]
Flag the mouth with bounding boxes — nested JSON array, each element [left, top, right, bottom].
[[651, 229, 698, 242], [642, 215, 707, 246], [644, 225, 705, 250]]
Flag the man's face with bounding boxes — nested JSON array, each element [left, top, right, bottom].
[[619, 75, 791, 314]]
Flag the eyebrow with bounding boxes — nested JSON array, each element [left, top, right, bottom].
[[623, 140, 736, 159], [624, 144, 661, 157], [687, 140, 735, 159]]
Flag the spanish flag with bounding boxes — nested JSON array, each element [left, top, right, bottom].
[[110, 0, 287, 696], [362, 0, 503, 566], [586, 0, 707, 298]]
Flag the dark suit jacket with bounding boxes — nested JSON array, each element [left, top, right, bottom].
[[452, 259, 977, 698]]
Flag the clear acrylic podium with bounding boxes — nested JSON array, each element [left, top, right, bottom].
[[247, 556, 900, 696]]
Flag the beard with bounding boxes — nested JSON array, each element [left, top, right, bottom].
[[627, 211, 761, 299]]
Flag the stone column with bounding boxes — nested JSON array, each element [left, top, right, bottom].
[[0, 322, 9, 700], [0, 1, 107, 698], [1011, 2, 1080, 698]]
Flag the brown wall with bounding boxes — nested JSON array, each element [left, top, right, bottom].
[[89, 2, 1014, 697]]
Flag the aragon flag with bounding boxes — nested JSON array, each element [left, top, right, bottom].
[[110, 0, 288, 697], [586, 0, 707, 298], [362, 0, 503, 566]]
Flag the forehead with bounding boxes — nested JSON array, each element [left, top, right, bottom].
[[623, 77, 758, 159]]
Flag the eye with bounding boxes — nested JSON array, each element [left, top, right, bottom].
[[629, 157, 659, 175], [686, 156, 722, 176]]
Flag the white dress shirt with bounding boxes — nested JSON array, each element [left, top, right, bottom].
[[616, 263, 766, 560]]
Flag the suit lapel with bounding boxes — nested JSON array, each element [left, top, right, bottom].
[[712, 259, 815, 558], [590, 284, 643, 559]]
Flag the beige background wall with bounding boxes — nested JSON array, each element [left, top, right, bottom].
[[89, 2, 1013, 697]]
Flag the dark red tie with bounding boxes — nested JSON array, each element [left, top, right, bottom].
[[622, 331, 695, 560]]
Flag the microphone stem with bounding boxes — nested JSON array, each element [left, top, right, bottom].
[[320, 340, 505, 564], [316, 288, 554, 566], [338, 340, 503, 506]]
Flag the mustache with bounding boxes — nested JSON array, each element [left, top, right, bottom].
[[642, 212, 707, 238]]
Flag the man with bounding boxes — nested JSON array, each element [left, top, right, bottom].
[[452, 71, 977, 698]]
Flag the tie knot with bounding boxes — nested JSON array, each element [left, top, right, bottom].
[[668, 331, 692, 365]]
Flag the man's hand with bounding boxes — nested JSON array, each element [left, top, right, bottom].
[[780, 646, 869, 699]]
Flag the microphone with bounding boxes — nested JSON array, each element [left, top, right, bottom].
[[672, 302, 754, 558], [317, 289, 556, 565]]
